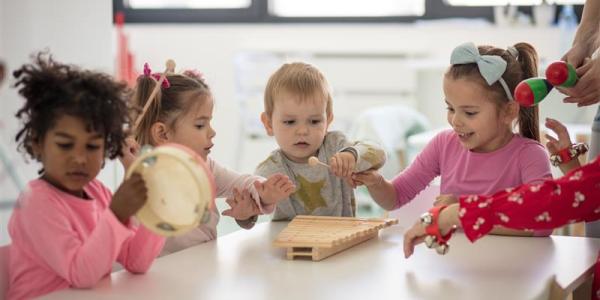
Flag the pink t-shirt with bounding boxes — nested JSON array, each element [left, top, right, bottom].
[[7, 179, 165, 300], [393, 129, 552, 207]]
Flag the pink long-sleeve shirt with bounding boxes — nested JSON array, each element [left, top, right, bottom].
[[392, 130, 552, 235], [7, 179, 165, 300]]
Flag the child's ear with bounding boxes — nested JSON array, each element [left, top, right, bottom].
[[505, 101, 520, 124], [260, 112, 274, 136], [150, 122, 169, 145], [31, 140, 42, 161], [326, 112, 334, 127]]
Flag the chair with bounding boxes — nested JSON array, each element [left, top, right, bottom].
[[347, 104, 430, 180], [0, 244, 10, 300]]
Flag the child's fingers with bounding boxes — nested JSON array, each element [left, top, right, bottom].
[[341, 156, 350, 177], [242, 189, 254, 203], [222, 208, 234, 217], [544, 135, 560, 154], [225, 197, 236, 208], [403, 223, 426, 258], [253, 181, 265, 195], [330, 156, 340, 176], [545, 118, 570, 141], [575, 59, 593, 77]]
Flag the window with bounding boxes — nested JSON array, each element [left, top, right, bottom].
[[126, 0, 251, 9], [113, 0, 495, 23], [269, 0, 424, 17], [445, 0, 584, 5]]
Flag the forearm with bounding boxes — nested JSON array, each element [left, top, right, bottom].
[[118, 226, 165, 273], [439, 204, 461, 235], [489, 227, 534, 237], [558, 159, 582, 175], [366, 180, 398, 211], [574, 0, 600, 45]]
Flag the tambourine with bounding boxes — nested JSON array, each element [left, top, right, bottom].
[[125, 143, 216, 236]]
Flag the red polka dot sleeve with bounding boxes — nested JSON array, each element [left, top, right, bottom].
[[459, 156, 600, 243]]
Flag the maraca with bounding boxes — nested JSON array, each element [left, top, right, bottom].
[[514, 61, 578, 107], [514, 78, 553, 107], [545, 61, 577, 87]]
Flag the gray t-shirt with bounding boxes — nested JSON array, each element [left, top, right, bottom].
[[255, 131, 386, 221]]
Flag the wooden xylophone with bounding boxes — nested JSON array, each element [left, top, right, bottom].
[[273, 215, 398, 261]]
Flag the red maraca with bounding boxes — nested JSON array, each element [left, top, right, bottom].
[[514, 61, 578, 107], [545, 61, 578, 87], [514, 78, 553, 107]]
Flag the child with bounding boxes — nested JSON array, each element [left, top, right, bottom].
[[353, 42, 553, 236], [125, 64, 295, 255], [256, 62, 386, 221], [7, 54, 164, 299]]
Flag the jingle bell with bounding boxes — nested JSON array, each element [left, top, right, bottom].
[[435, 243, 449, 255]]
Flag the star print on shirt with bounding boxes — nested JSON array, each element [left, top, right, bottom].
[[293, 175, 327, 214]]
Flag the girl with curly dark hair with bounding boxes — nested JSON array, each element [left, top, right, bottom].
[[7, 54, 165, 300]]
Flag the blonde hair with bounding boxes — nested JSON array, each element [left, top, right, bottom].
[[263, 62, 332, 117], [132, 73, 211, 146]]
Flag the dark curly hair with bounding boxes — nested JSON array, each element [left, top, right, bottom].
[[13, 53, 131, 160]]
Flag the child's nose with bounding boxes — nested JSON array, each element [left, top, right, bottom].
[[72, 151, 87, 165], [296, 125, 309, 135], [451, 114, 464, 127]]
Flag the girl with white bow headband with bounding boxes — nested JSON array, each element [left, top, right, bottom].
[[353, 42, 553, 238]]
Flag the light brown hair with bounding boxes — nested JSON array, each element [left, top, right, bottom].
[[132, 72, 210, 145], [264, 62, 332, 118], [446, 43, 540, 141]]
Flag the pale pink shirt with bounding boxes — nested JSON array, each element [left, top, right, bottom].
[[393, 130, 552, 234], [7, 179, 165, 300], [160, 157, 271, 255]]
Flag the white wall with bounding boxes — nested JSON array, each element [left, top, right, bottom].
[[123, 22, 597, 174], [0, 0, 113, 244]]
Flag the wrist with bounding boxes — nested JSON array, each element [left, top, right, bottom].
[[550, 143, 588, 167], [367, 173, 385, 188], [420, 205, 457, 255], [438, 204, 460, 235]]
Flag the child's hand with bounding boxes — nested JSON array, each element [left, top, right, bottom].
[[110, 173, 148, 224], [119, 137, 140, 171], [330, 151, 356, 178], [351, 170, 384, 188], [222, 188, 261, 221], [255, 174, 296, 206], [544, 118, 573, 155], [433, 194, 458, 207]]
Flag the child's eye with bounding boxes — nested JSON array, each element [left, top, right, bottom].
[[465, 111, 478, 116], [446, 107, 455, 113], [310, 119, 322, 125], [86, 144, 101, 151], [283, 120, 295, 125], [56, 143, 73, 149], [195, 124, 205, 129]]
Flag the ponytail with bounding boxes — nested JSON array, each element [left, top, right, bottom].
[[131, 75, 163, 146], [513, 43, 540, 142]]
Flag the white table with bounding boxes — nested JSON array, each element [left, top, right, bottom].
[[42, 214, 600, 300]]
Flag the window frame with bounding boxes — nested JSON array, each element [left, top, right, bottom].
[[113, 0, 496, 23]]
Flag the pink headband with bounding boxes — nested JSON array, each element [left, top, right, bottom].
[[141, 63, 170, 89]]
